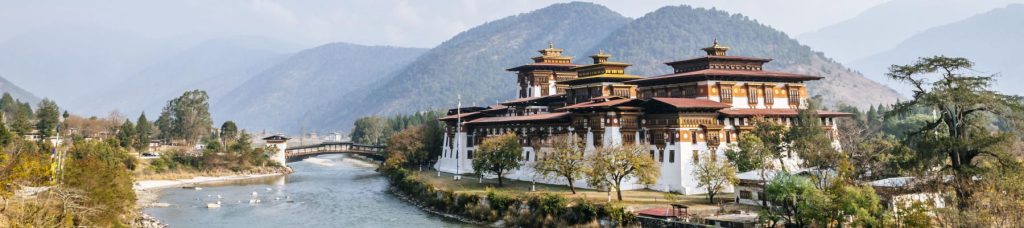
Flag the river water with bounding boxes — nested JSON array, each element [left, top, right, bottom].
[[145, 154, 469, 228]]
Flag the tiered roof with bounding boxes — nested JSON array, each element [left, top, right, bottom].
[[506, 42, 580, 71], [558, 51, 643, 85], [627, 40, 822, 86]]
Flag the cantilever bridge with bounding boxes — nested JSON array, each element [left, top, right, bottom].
[[284, 142, 385, 162]]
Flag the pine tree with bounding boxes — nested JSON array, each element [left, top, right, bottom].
[[135, 113, 152, 151]]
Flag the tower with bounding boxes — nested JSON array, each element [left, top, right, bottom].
[[506, 42, 579, 98], [262, 135, 290, 166]]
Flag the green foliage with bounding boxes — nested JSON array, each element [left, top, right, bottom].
[[786, 101, 841, 169], [760, 173, 822, 227], [472, 133, 524, 187], [219, 121, 238, 142], [157, 90, 213, 144], [134, 113, 152, 151], [63, 140, 137, 227], [34, 98, 60, 138], [726, 117, 788, 172], [485, 188, 517, 214], [115, 120, 135, 149]]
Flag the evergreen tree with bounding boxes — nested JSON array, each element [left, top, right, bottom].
[[220, 121, 239, 142], [34, 98, 60, 138], [135, 113, 152, 151], [116, 120, 135, 149]]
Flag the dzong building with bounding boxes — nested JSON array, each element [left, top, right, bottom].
[[433, 41, 850, 195]]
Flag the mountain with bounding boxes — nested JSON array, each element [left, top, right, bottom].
[[0, 75, 40, 105], [305, 2, 632, 132], [80, 37, 296, 116], [798, 0, 1023, 63], [588, 5, 899, 111], [213, 42, 427, 132], [296, 3, 898, 133], [0, 24, 173, 110], [850, 4, 1024, 96]]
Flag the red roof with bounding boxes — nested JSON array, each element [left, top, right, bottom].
[[465, 112, 570, 124], [558, 98, 639, 111], [506, 62, 580, 71], [665, 55, 772, 65], [719, 108, 852, 117], [648, 97, 732, 109], [438, 111, 482, 120], [500, 94, 565, 106], [635, 208, 678, 218], [628, 69, 823, 84]]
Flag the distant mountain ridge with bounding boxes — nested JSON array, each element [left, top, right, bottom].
[[213, 42, 427, 131], [0, 75, 40, 105], [798, 0, 1024, 63], [288, 2, 900, 133], [851, 4, 1024, 96]]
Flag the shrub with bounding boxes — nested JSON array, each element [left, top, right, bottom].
[[486, 188, 517, 214], [565, 198, 599, 224]]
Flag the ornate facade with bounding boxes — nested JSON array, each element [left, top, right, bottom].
[[434, 41, 850, 194]]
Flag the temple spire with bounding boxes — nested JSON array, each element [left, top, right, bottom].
[[702, 39, 730, 56]]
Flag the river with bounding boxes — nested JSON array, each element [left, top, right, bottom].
[[144, 154, 470, 228]]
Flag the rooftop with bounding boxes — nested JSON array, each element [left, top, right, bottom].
[[647, 97, 733, 110], [718, 108, 852, 117], [465, 112, 570, 125], [628, 69, 823, 85]]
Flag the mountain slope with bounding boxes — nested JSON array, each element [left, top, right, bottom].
[[0, 24, 171, 110], [591, 5, 900, 110], [851, 4, 1024, 96], [214, 42, 427, 131], [798, 0, 1023, 63], [0, 75, 40, 105], [309, 2, 632, 132], [83, 37, 294, 116]]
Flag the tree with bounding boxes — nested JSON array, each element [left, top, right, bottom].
[[786, 101, 841, 170], [350, 116, 390, 145], [115, 120, 135, 149], [384, 126, 427, 169], [886, 56, 1024, 209], [34, 98, 60, 138], [471, 133, 523, 187], [63, 140, 137, 226], [585, 144, 660, 201], [693, 152, 738, 203], [760, 173, 824, 227], [220, 121, 239, 142], [726, 117, 788, 173], [533, 134, 587, 194], [135, 113, 152, 151], [156, 90, 213, 144]]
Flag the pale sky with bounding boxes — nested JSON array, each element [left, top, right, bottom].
[[0, 0, 891, 48]]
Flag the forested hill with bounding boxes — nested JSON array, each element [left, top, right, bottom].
[[590, 5, 900, 109], [310, 2, 632, 131], [298, 3, 899, 132], [0, 74, 40, 105], [214, 42, 427, 131]]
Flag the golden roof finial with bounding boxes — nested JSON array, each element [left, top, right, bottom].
[[702, 38, 730, 56], [549, 41, 554, 49]]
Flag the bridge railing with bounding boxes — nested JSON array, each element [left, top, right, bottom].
[[284, 142, 385, 157]]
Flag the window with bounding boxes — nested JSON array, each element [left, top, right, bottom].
[[669, 150, 675, 163], [740, 191, 752, 199], [789, 87, 801, 106], [720, 86, 733, 103], [659, 150, 664, 162], [525, 151, 530, 161], [467, 150, 473, 159], [764, 87, 775, 105], [747, 86, 757, 104], [684, 86, 696, 98], [692, 150, 699, 164], [669, 87, 681, 97], [691, 131, 697, 144], [650, 150, 655, 160]]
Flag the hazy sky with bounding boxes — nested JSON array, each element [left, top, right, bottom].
[[0, 0, 891, 48]]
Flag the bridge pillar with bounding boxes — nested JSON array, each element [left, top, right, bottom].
[[262, 135, 291, 166]]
